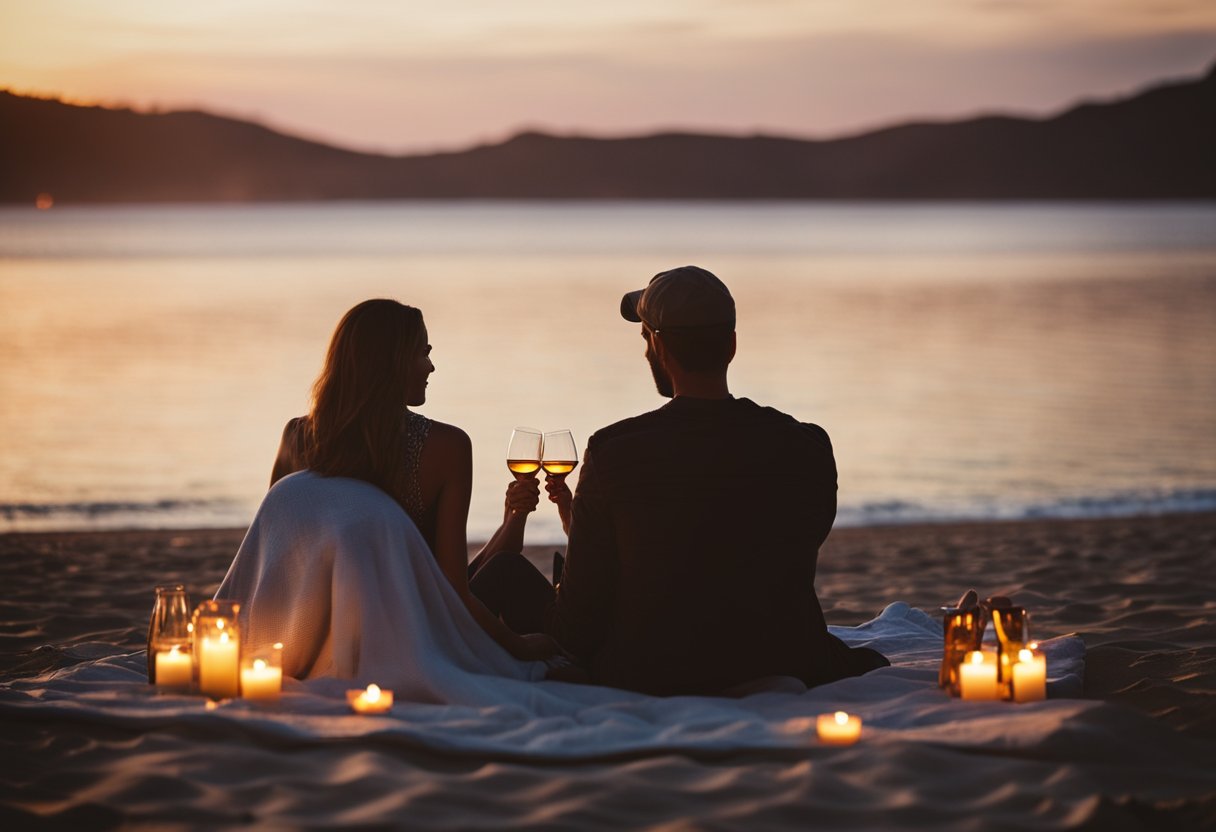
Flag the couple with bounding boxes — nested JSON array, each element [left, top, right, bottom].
[[217, 266, 887, 699]]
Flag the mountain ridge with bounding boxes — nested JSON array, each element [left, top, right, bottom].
[[2, 63, 1213, 202]]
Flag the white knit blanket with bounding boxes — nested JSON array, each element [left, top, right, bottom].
[[0, 471, 1095, 762]]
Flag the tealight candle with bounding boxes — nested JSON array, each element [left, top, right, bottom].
[[1012, 647, 1047, 702], [816, 711, 862, 745], [347, 684, 394, 714], [959, 649, 1000, 701], [240, 658, 282, 701], [154, 645, 192, 688]]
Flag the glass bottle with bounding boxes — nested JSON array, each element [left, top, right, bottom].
[[146, 584, 191, 684]]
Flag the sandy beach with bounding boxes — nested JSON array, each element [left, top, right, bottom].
[[2, 512, 1214, 829]]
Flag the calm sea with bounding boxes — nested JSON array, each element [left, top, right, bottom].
[[2, 202, 1214, 542]]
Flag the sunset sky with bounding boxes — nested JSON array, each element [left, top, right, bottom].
[[2, 0, 1214, 153]]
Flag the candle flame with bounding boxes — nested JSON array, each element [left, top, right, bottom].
[[217, 619, 226, 630], [365, 684, 381, 703], [1028, 641, 1039, 650], [1018, 648, 1034, 662], [219, 631, 230, 644], [969, 652, 985, 665], [187, 623, 194, 633], [253, 659, 267, 672], [834, 711, 849, 725], [273, 642, 283, 650], [169, 645, 180, 655]]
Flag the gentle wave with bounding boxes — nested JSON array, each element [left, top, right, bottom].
[[835, 488, 1216, 527], [0, 499, 250, 533], [4, 490, 1214, 536]]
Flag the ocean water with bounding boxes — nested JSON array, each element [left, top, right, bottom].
[[1, 202, 1214, 542]]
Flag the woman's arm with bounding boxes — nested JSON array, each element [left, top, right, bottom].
[[428, 424, 559, 661], [468, 478, 539, 564]]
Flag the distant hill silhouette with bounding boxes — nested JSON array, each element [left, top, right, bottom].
[[1, 63, 1213, 203]]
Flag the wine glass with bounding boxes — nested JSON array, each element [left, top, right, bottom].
[[506, 428, 543, 480], [541, 430, 579, 481]]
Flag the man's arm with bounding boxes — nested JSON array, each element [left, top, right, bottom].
[[546, 446, 616, 660], [806, 423, 838, 550]]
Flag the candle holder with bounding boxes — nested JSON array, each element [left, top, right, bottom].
[[940, 606, 985, 695], [240, 643, 283, 702], [991, 606, 1027, 700], [192, 600, 241, 699], [147, 584, 191, 685]]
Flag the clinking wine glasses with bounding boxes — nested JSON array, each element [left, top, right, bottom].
[[506, 428, 579, 482]]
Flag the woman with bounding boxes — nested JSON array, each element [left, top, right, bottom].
[[268, 298, 560, 662]]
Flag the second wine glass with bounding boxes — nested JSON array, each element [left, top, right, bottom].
[[541, 430, 579, 480]]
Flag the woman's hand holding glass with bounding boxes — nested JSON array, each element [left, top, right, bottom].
[[504, 476, 540, 517]]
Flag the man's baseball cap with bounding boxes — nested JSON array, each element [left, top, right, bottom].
[[620, 266, 735, 331]]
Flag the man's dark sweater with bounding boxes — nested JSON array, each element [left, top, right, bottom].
[[546, 395, 847, 696]]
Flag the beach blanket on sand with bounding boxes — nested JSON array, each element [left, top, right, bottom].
[[0, 471, 1111, 763]]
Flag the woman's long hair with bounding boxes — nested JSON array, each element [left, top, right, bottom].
[[304, 299, 426, 503]]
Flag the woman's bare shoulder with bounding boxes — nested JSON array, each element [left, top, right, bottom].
[[422, 419, 471, 454]]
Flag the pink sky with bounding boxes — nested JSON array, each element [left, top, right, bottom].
[[2, 0, 1214, 153]]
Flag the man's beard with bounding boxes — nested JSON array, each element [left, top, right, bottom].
[[646, 344, 674, 398]]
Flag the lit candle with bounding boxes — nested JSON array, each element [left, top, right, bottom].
[[240, 658, 282, 701], [1012, 647, 1047, 702], [347, 683, 394, 714], [816, 711, 862, 745], [198, 630, 240, 699], [154, 646, 192, 688], [959, 649, 1000, 701]]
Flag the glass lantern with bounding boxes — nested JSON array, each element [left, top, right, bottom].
[[940, 606, 985, 695], [192, 600, 241, 699], [147, 584, 191, 685]]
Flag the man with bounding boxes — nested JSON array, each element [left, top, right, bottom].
[[540, 265, 887, 695]]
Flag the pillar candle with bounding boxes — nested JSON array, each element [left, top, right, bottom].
[[154, 646, 192, 688], [198, 631, 240, 699], [816, 711, 862, 745], [959, 649, 1000, 701], [1012, 648, 1047, 702], [240, 658, 282, 701]]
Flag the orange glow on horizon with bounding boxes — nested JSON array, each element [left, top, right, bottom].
[[35, 193, 54, 210]]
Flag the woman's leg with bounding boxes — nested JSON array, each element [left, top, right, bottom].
[[469, 551, 555, 635]]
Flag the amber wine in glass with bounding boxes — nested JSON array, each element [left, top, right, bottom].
[[506, 428, 543, 479], [541, 430, 579, 480]]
